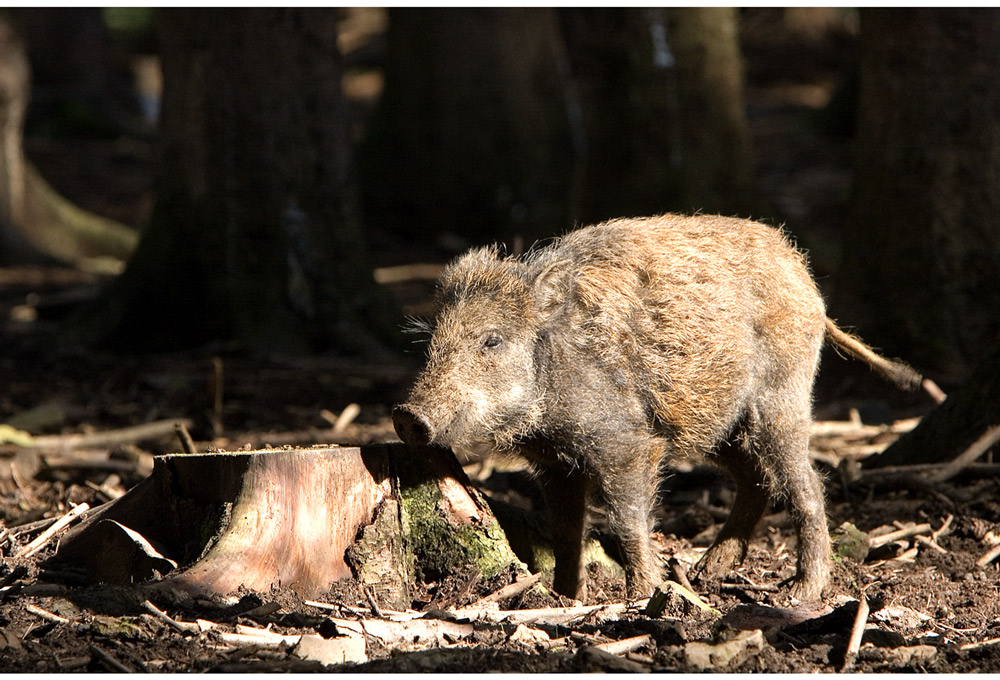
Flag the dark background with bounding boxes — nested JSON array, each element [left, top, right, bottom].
[[1, 7, 998, 427]]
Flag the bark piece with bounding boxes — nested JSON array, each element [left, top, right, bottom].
[[293, 633, 367, 665]]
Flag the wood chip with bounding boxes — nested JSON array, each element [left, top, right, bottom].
[[293, 632, 367, 665], [509, 623, 551, 647]]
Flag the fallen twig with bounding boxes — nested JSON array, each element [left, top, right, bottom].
[[89, 645, 135, 673], [841, 596, 871, 672], [41, 453, 139, 473], [333, 616, 475, 645], [321, 404, 361, 433], [373, 262, 445, 284], [593, 634, 651, 656], [25, 603, 70, 625], [922, 378, 947, 404], [142, 600, 200, 634], [303, 600, 421, 622], [914, 534, 947, 554], [975, 542, 1000, 568], [861, 462, 1000, 479], [960, 637, 1000, 652], [930, 425, 1000, 483], [84, 478, 125, 501], [472, 572, 542, 605], [447, 602, 631, 627], [810, 416, 919, 438], [868, 523, 931, 549], [175, 422, 197, 453], [932, 514, 954, 541], [28, 419, 194, 451], [16, 502, 90, 558]]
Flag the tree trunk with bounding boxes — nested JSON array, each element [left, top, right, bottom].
[[0, 16, 137, 270], [360, 8, 576, 253], [83, 9, 397, 352], [867, 338, 1000, 468], [832, 9, 1000, 383], [559, 7, 757, 225], [363, 8, 758, 255]]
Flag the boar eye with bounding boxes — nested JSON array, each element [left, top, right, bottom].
[[482, 332, 503, 351]]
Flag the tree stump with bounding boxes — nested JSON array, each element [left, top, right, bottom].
[[52, 444, 526, 606]]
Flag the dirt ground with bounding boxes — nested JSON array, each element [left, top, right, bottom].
[[2, 8, 999, 674]]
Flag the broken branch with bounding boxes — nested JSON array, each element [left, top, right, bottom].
[[930, 424, 1000, 483], [16, 502, 90, 558], [28, 419, 193, 451], [841, 596, 871, 672]]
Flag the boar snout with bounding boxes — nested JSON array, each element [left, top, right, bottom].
[[393, 405, 434, 446]]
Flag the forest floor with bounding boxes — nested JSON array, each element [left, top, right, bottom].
[[2, 8, 999, 674]]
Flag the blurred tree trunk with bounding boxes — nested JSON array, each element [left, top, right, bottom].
[[86, 9, 397, 352], [361, 8, 757, 256], [360, 8, 575, 253], [561, 7, 756, 224], [832, 9, 1000, 383], [0, 15, 137, 269], [13, 8, 140, 135]]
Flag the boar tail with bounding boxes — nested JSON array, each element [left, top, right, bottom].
[[824, 318, 923, 391]]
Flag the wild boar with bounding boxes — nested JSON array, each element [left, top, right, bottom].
[[393, 213, 921, 600]]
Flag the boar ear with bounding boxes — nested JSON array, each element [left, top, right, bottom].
[[531, 258, 572, 318]]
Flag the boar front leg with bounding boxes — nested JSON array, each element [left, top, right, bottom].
[[592, 437, 664, 599], [534, 463, 593, 601]]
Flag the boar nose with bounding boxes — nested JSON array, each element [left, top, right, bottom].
[[393, 405, 434, 446]]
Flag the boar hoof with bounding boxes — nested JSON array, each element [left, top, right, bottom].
[[786, 575, 825, 602]]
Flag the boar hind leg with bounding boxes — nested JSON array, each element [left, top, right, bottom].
[[758, 401, 830, 600], [772, 427, 829, 600], [692, 438, 771, 581], [536, 465, 593, 601]]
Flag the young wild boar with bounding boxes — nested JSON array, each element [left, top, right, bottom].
[[393, 214, 921, 601]]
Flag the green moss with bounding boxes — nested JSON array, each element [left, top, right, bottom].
[[400, 477, 519, 582]]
